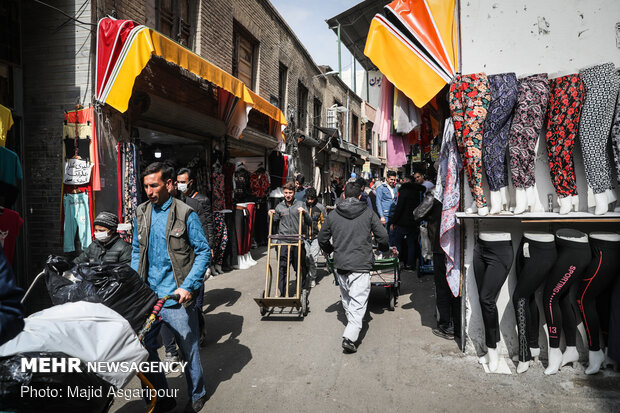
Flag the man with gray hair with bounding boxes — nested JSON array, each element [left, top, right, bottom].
[[318, 182, 389, 353]]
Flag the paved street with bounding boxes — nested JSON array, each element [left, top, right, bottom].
[[112, 247, 620, 413]]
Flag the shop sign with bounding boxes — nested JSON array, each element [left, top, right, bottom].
[[63, 158, 93, 185]]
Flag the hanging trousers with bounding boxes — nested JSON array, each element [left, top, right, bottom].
[[610, 69, 620, 184], [254, 199, 269, 245], [473, 238, 514, 348], [235, 205, 247, 256], [482, 73, 518, 191], [512, 237, 557, 362], [223, 211, 236, 268], [578, 63, 620, 193], [576, 238, 620, 351], [545, 74, 585, 198], [609, 277, 620, 362], [449, 73, 491, 208], [212, 212, 228, 266], [434, 252, 461, 331], [508, 73, 550, 189], [543, 230, 591, 348]]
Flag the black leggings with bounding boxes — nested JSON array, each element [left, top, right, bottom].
[[512, 237, 556, 362], [434, 252, 461, 330], [543, 230, 591, 348], [473, 238, 514, 348], [576, 238, 620, 351]]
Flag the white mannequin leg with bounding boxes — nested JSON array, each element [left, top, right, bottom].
[[238, 254, 250, 270], [527, 185, 545, 212], [587, 186, 596, 208], [465, 201, 478, 214], [606, 189, 617, 204], [571, 195, 579, 211], [562, 346, 579, 367], [585, 349, 605, 375], [558, 196, 572, 215], [214, 264, 223, 273], [489, 191, 502, 215], [487, 346, 499, 372], [478, 205, 489, 216], [246, 252, 257, 266], [544, 348, 563, 375], [499, 187, 509, 209], [594, 192, 609, 215], [514, 188, 528, 214], [516, 361, 529, 373], [604, 348, 619, 370], [530, 347, 540, 361]]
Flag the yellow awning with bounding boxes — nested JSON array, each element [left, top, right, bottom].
[[98, 25, 286, 131]]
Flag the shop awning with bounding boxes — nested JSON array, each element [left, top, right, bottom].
[[95, 18, 286, 140], [363, 0, 458, 107]]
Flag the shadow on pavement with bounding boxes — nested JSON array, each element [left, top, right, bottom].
[[202, 312, 252, 399], [203, 288, 242, 314], [400, 270, 437, 329]]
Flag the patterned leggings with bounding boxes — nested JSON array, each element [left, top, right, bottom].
[[545, 74, 584, 198], [612, 69, 620, 184], [449, 73, 491, 208], [508, 74, 550, 189], [212, 212, 228, 265], [579, 63, 620, 194], [482, 73, 518, 192]]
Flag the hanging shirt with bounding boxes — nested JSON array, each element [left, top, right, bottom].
[[250, 171, 269, 198], [0, 208, 23, 264], [0, 105, 13, 148], [0, 147, 22, 187]]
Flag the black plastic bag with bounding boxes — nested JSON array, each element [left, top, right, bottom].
[[0, 352, 113, 413], [44, 256, 158, 331]]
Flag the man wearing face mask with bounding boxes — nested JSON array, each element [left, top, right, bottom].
[[73, 212, 131, 265]]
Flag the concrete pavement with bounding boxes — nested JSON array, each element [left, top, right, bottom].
[[111, 246, 620, 412]]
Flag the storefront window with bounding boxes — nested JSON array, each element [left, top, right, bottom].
[[313, 97, 321, 139], [297, 81, 308, 132], [278, 63, 287, 110], [352, 114, 359, 146]]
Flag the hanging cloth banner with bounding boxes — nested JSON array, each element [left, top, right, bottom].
[[364, 0, 457, 108], [95, 18, 286, 140]]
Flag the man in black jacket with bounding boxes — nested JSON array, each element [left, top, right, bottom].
[[390, 176, 426, 270], [318, 182, 389, 353], [177, 168, 214, 247], [73, 212, 131, 265]]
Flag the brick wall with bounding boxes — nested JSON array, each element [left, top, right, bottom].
[[21, 0, 94, 283]]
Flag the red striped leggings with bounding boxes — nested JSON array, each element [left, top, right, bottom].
[[576, 238, 620, 351]]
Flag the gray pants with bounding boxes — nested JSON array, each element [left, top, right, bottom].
[[304, 238, 321, 280], [336, 271, 371, 342]]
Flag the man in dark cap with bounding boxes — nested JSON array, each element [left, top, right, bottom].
[[294, 174, 308, 202], [73, 211, 131, 265]]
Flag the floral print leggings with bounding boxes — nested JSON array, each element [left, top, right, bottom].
[[508, 74, 550, 189], [449, 73, 491, 208], [545, 74, 584, 198], [212, 212, 229, 266], [578, 63, 620, 194], [482, 73, 518, 192]]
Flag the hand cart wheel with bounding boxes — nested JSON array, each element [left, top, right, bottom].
[[301, 289, 309, 316], [388, 288, 396, 311]]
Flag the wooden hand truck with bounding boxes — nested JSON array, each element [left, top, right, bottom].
[[254, 210, 309, 317]]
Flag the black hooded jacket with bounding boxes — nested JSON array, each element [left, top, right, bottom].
[[318, 197, 389, 272]]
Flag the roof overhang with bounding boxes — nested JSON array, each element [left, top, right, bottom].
[[326, 0, 391, 71]]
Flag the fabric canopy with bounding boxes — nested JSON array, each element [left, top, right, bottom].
[[95, 18, 286, 140], [364, 0, 457, 108]]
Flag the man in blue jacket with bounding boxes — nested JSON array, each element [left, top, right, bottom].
[[131, 162, 210, 413], [375, 171, 399, 242], [0, 248, 24, 346]]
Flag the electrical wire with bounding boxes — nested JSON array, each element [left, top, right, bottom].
[[32, 0, 96, 27]]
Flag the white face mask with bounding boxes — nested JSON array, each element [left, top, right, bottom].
[[177, 183, 188, 193], [94, 231, 111, 242]]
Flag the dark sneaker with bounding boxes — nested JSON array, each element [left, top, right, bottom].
[[185, 394, 209, 412], [432, 325, 455, 340], [342, 338, 357, 353]]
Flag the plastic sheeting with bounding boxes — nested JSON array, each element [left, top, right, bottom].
[[0, 302, 148, 388]]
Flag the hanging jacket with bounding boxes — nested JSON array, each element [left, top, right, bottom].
[[391, 182, 426, 228], [0, 248, 24, 346]]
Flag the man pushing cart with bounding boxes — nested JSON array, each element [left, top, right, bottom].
[[318, 182, 389, 353]]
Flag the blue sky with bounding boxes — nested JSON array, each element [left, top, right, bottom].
[[270, 0, 361, 71]]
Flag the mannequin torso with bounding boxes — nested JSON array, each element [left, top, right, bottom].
[[589, 232, 620, 242], [523, 231, 554, 242], [479, 231, 511, 242], [556, 229, 588, 243]]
